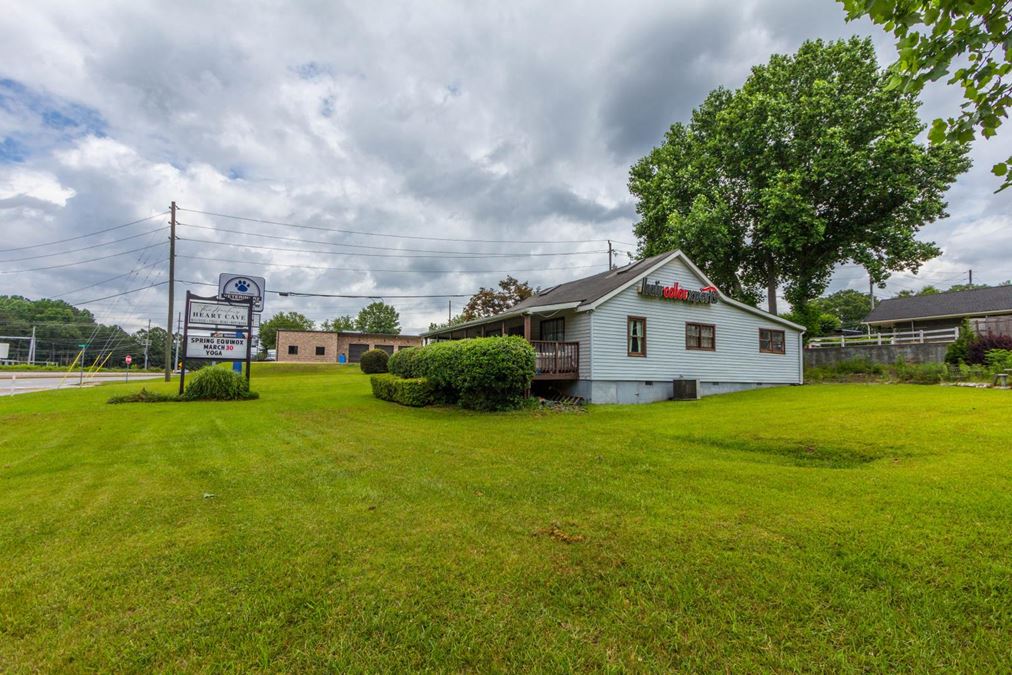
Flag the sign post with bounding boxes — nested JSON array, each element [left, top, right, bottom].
[[179, 291, 255, 396], [125, 354, 132, 382]]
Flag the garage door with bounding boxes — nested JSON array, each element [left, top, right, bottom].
[[375, 344, 394, 355], [348, 343, 370, 362]]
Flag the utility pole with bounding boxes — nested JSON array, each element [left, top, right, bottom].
[[27, 326, 36, 364], [869, 275, 875, 310], [143, 319, 151, 370], [164, 201, 176, 381], [448, 300, 451, 323], [969, 269, 973, 286], [608, 240, 613, 270]]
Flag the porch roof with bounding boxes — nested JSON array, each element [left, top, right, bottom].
[[421, 302, 580, 338]]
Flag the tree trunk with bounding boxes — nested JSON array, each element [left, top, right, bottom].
[[766, 256, 778, 315]]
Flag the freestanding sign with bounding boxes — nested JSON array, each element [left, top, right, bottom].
[[186, 335, 249, 359], [188, 300, 252, 327], [179, 291, 255, 395], [218, 273, 266, 312]]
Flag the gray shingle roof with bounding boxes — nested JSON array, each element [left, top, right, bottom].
[[865, 285, 1012, 324], [511, 251, 674, 311]]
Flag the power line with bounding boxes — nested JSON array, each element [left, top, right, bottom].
[[178, 278, 471, 298], [51, 260, 166, 298], [176, 236, 606, 259], [176, 221, 603, 256], [178, 207, 619, 244], [0, 241, 168, 274], [74, 281, 169, 306], [0, 226, 169, 263], [0, 211, 169, 253], [176, 254, 602, 274]]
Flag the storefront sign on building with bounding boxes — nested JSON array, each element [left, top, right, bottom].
[[638, 279, 719, 304]]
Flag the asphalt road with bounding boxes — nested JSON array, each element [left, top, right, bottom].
[[0, 372, 164, 396]]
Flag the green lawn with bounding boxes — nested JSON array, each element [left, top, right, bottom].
[[1, 366, 1009, 671]]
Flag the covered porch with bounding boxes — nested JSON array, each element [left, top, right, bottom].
[[424, 310, 580, 381]]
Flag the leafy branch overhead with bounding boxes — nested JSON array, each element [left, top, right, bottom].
[[629, 37, 970, 317], [841, 0, 1012, 190]]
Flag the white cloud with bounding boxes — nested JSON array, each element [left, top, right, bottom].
[[0, 0, 1008, 332]]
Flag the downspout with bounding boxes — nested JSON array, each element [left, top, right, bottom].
[[798, 329, 806, 385]]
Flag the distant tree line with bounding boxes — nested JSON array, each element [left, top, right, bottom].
[[0, 295, 173, 368]]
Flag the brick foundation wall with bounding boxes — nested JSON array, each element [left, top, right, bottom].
[[276, 331, 421, 363]]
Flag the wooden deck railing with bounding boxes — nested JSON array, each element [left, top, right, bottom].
[[530, 340, 579, 380]]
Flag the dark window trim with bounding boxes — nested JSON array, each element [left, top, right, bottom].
[[685, 322, 716, 351], [315, 345, 326, 355], [759, 328, 786, 354], [287, 345, 299, 355], [627, 316, 647, 357], [539, 316, 566, 341]]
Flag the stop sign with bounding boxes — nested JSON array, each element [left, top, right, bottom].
[[125, 355, 132, 365]]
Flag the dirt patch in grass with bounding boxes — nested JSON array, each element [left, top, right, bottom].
[[680, 435, 888, 468], [535, 523, 586, 544]]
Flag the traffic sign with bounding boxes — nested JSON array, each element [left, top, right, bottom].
[[125, 355, 132, 365]]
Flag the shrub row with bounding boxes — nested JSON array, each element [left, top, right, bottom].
[[945, 321, 1012, 365], [380, 336, 536, 411], [805, 357, 1003, 384], [370, 373, 433, 407]]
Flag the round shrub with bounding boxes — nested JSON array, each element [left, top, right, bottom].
[[183, 367, 257, 401], [387, 347, 420, 378], [359, 348, 389, 374]]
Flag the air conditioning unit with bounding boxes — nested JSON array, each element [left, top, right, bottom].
[[672, 379, 699, 401]]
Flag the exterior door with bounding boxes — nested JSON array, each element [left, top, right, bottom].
[[348, 343, 370, 362]]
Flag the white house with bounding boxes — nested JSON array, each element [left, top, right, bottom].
[[422, 250, 805, 403]]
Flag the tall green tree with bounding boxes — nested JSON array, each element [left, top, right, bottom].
[[356, 302, 400, 334], [321, 314, 355, 332], [260, 311, 314, 349], [460, 276, 534, 321], [629, 38, 970, 315], [840, 0, 1012, 190], [811, 289, 873, 330]]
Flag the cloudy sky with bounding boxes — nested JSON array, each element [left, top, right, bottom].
[[1, 0, 1009, 334]]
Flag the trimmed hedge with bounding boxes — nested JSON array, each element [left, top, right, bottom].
[[183, 367, 258, 401], [360, 348, 389, 374], [371, 374, 433, 407], [371, 337, 536, 411], [387, 346, 421, 378]]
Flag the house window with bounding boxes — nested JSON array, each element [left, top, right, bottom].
[[759, 328, 786, 354], [627, 316, 646, 356], [539, 317, 565, 341], [315, 346, 326, 356], [288, 345, 299, 355], [686, 323, 716, 351]]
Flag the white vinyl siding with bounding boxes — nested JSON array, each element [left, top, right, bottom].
[[588, 257, 802, 384]]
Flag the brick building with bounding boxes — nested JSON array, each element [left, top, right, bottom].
[[276, 330, 422, 363]]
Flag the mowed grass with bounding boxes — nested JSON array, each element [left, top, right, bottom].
[[1, 365, 1010, 671]]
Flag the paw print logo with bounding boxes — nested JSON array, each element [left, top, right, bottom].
[[234, 280, 250, 293]]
